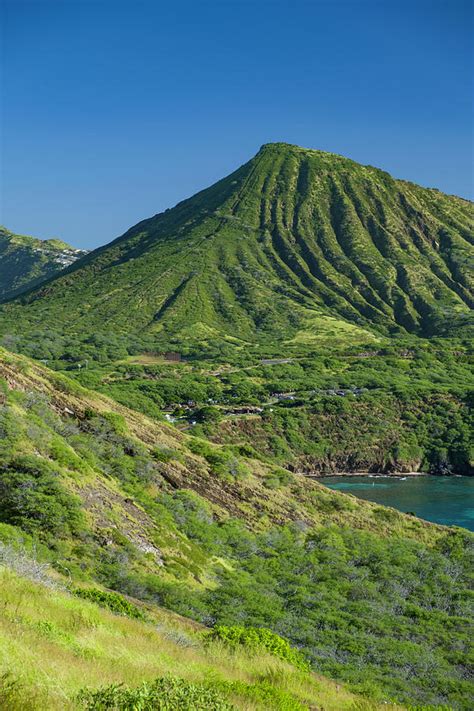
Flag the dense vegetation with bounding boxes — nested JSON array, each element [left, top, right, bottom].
[[2, 566, 374, 711], [72, 587, 147, 620], [78, 677, 235, 711], [208, 626, 310, 671], [153, 492, 473, 706], [0, 225, 87, 301], [0, 348, 472, 708], [39, 337, 469, 475]]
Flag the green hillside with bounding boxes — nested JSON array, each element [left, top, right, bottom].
[[0, 226, 88, 301], [1, 143, 472, 348], [73, 339, 472, 476], [0, 565, 405, 711], [0, 347, 472, 708]]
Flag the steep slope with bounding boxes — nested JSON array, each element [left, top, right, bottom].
[[0, 566, 401, 711], [0, 347, 472, 708], [0, 226, 88, 301], [1, 143, 472, 346]]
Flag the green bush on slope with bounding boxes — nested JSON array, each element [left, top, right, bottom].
[[77, 677, 234, 711], [208, 625, 310, 671], [0, 455, 85, 539], [72, 588, 147, 621], [188, 438, 250, 480], [78, 676, 316, 711]]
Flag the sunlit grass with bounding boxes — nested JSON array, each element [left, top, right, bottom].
[[0, 567, 401, 710]]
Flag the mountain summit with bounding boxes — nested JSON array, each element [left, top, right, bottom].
[[2, 143, 472, 344]]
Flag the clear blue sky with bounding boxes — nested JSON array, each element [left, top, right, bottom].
[[1, 0, 472, 249]]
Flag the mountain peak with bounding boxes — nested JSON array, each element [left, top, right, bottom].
[[257, 141, 350, 161], [259, 141, 304, 151], [0, 146, 472, 343], [257, 141, 325, 159]]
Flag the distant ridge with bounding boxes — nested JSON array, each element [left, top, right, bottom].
[[0, 226, 88, 301], [1, 143, 472, 343]]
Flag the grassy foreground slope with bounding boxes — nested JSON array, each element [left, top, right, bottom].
[[0, 346, 472, 708], [0, 143, 472, 348], [0, 226, 87, 301], [0, 564, 402, 711]]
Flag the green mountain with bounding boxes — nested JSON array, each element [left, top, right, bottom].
[[1, 143, 472, 346], [0, 346, 472, 708], [0, 226, 88, 301]]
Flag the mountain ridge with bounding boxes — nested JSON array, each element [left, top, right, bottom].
[[1, 143, 472, 347], [0, 225, 88, 301]]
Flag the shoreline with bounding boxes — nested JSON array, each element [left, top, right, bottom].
[[309, 471, 430, 478]]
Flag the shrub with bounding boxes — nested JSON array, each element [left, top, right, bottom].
[[194, 406, 222, 424], [0, 456, 85, 539], [208, 625, 310, 672], [187, 437, 213, 458], [263, 468, 294, 489], [216, 679, 307, 711], [77, 677, 234, 710], [0, 542, 61, 590], [188, 439, 248, 480], [152, 446, 181, 463], [72, 587, 146, 621]]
